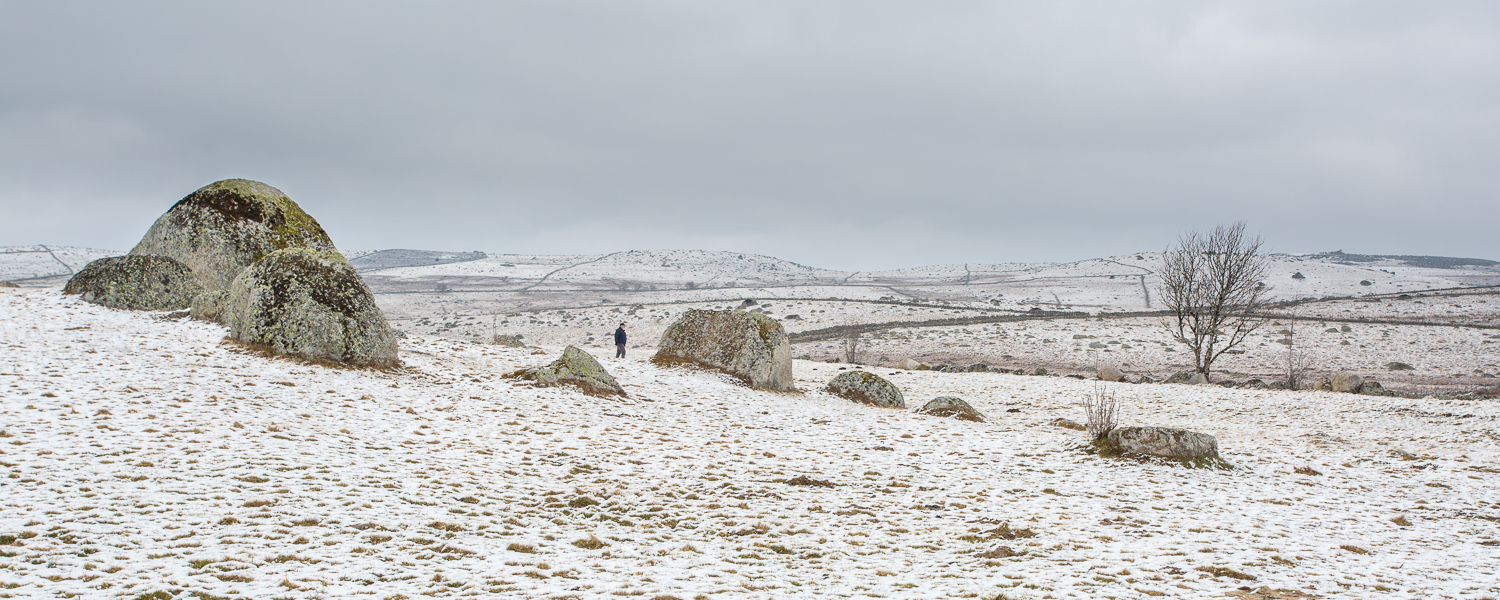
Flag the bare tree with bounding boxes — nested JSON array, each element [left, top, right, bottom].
[[1283, 307, 1314, 390], [1078, 384, 1120, 440], [1157, 222, 1270, 380], [840, 318, 863, 365]]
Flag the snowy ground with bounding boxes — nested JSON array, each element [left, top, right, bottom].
[[3, 287, 1499, 599], [4, 246, 1497, 393]]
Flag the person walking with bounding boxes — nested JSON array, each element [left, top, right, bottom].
[[614, 323, 627, 358]]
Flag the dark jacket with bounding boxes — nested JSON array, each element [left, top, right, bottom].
[[614, 327, 627, 344]]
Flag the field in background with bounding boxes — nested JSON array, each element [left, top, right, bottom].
[[4, 246, 1497, 394]]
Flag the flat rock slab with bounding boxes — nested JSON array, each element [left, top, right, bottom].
[[915, 396, 984, 422], [826, 371, 905, 408], [511, 345, 626, 397]]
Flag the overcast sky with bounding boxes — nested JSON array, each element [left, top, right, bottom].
[[2, 2, 1497, 270]]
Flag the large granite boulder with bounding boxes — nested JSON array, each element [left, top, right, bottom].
[[190, 290, 230, 323], [915, 396, 984, 422], [510, 345, 626, 397], [826, 371, 905, 408], [63, 255, 203, 311], [652, 309, 794, 391], [131, 179, 338, 291], [1329, 371, 1363, 393], [225, 248, 398, 367], [1107, 426, 1223, 466]]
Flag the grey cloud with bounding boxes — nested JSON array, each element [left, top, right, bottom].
[[2, 1, 1497, 269]]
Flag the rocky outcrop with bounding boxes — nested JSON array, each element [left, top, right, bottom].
[[510, 345, 625, 397], [190, 290, 230, 323], [1329, 371, 1363, 393], [826, 371, 904, 408], [63, 255, 203, 311], [131, 179, 338, 291], [1097, 365, 1124, 382], [652, 309, 794, 391], [225, 248, 398, 367], [1107, 426, 1223, 467], [915, 396, 984, 422]]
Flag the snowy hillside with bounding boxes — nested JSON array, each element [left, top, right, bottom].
[[2, 287, 1498, 599]]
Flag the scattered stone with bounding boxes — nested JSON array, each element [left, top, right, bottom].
[[509, 345, 625, 397], [966, 363, 990, 372], [190, 290, 230, 323], [1224, 586, 1319, 599], [64, 255, 203, 311], [914, 396, 985, 422], [131, 179, 339, 291], [1031, 367, 1048, 376], [781, 475, 834, 487], [738, 299, 758, 308], [225, 248, 398, 367], [1097, 364, 1124, 382], [1386, 361, 1415, 371], [826, 371, 905, 408], [1357, 381, 1386, 396], [1049, 418, 1086, 431], [897, 358, 921, 370], [0, 281, 18, 288], [1106, 426, 1224, 467], [1165, 371, 1195, 384], [976, 545, 1022, 559], [1329, 371, 1363, 393], [1291, 272, 1305, 279], [1136, 375, 1156, 384], [652, 309, 794, 391], [1359, 280, 1373, 286], [492, 334, 526, 348]]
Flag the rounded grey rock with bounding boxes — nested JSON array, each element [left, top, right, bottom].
[[131, 179, 338, 291], [915, 396, 984, 422], [64, 255, 203, 311], [652, 309, 794, 391], [225, 248, 398, 367], [826, 371, 904, 409], [1329, 371, 1364, 393]]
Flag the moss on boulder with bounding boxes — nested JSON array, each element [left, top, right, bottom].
[[826, 371, 905, 408], [510, 345, 626, 397], [63, 255, 203, 311], [190, 290, 230, 324], [915, 396, 984, 422], [131, 179, 338, 291], [652, 309, 794, 391], [225, 248, 398, 367]]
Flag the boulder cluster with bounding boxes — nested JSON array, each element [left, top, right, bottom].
[[64, 179, 399, 367]]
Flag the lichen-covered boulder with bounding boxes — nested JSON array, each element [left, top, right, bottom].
[[131, 179, 338, 291], [826, 371, 905, 408], [225, 248, 398, 367], [510, 345, 625, 397], [652, 309, 794, 391], [1107, 426, 1222, 466], [190, 290, 230, 323], [915, 396, 984, 422], [1329, 371, 1363, 393], [63, 255, 203, 311]]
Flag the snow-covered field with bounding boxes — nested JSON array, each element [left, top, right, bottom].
[[3, 287, 1498, 599], [5, 245, 1498, 393]]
